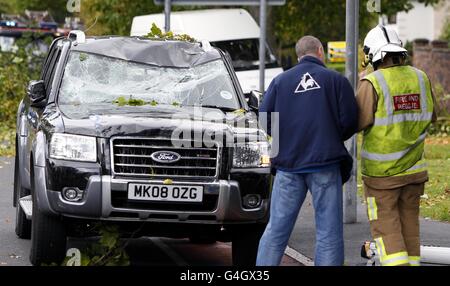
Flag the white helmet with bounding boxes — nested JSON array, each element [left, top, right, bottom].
[[363, 25, 407, 64]]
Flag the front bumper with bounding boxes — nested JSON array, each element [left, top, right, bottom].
[[41, 173, 269, 224]]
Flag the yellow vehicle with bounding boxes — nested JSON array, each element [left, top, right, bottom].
[[327, 41, 346, 63]]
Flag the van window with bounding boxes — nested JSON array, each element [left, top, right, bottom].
[[212, 39, 279, 72]]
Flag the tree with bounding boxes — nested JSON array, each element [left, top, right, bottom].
[[13, 0, 69, 22], [440, 19, 450, 44], [0, 0, 17, 14], [80, 0, 163, 36], [273, 0, 442, 48], [271, 0, 442, 62]]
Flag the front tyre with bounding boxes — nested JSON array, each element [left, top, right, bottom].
[[29, 172, 67, 266]]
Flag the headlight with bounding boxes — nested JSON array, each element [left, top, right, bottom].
[[49, 133, 97, 162], [233, 142, 270, 168]]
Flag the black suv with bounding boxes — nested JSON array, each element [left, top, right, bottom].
[[14, 31, 272, 266]]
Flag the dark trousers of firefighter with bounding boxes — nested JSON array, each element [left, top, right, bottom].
[[364, 182, 424, 266]]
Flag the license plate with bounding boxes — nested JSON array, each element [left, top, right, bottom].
[[128, 183, 203, 202]]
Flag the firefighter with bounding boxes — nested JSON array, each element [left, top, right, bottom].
[[357, 25, 437, 266]]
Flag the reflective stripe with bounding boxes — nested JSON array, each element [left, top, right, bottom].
[[409, 256, 421, 266], [367, 197, 378, 221], [375, 238, 410, 266], [380, 251, 410, 266], [361, 132, 426, 161], [405, 162, 427, 172], [372, 69, 432, 126], [412, 67, 428, 112], [373, 112, 433, 126], [383, 257, 410, 266], [374, 237, 387, 257], [373, 71, 393, 124]]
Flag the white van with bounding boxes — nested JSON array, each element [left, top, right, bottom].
[[131, 8, 283, 94]]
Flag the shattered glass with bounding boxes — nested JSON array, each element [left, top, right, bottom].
[[58, 51, 240, 109]]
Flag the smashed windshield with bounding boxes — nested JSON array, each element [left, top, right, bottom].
[[58, 51, 241, 110]]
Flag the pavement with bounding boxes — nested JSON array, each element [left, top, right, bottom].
[[289, 192, 450, 266]]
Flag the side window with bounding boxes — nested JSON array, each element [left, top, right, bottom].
[[43, 49, 62, 96], [40, 43, 57, 79]]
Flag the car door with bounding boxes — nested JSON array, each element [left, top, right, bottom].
[[23, 39, 62, 178]]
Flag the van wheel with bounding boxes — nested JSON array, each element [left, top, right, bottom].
[[14, 151, 31, 239], [232, 224, 265, 266], [29, 176, 67, 266]]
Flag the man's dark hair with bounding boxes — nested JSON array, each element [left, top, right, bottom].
[[295, 36, 323, 59], [373, 52, 407, 70]]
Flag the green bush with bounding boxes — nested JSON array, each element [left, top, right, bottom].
[[429, 118, 450, 137], [440, 19, 450, 44], [0, 34, 48, 156], [326, 62, 345, 74]]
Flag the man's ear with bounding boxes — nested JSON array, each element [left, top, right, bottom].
[[318, 46, 326, 61]]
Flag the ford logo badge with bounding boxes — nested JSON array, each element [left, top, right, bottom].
[[150, 151, 181, 163]]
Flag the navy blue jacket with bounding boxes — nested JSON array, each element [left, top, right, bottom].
[[260, 56, 358, 183]]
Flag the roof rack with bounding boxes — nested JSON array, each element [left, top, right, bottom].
[[68, 30, 86, 45]]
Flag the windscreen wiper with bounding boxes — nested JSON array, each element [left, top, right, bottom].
[[195, 105, 239, 112]]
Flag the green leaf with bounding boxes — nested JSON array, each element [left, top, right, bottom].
[[79, 53, 88, 62], [150, 23, 162, 37], [114, 96, 127, 106], [100, 232, 118, 250], [128, 98, 146, 106], [233, 108, 246, 115]]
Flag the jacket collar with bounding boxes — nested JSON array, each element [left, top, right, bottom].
[[299, 55, 326, 68]]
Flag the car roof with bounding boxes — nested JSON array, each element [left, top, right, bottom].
[[69, 36, 222, 68]]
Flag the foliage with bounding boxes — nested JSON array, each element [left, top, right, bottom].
[[145, 23, 196, 42], [273, 0, 442, 60], [62, 224, 131, 266], [326, 62, 345, 74], [80, 0, 163, 36], [5, 0, 69, 23], [0, 0, 15, 14], [421, 138, 450, 222], [432, 83, 450, 118], [0, 34, 48, 156], [114, 96, 154, 107], [113, 95, 185, 107], [429, 119, 450, 137], [440, 19, 450, 44]]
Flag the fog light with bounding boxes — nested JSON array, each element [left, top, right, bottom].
[[62, 188, 84, 202], [243, 194, 261, 209]]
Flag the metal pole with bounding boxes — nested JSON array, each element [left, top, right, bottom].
[[343, 0, 359, 224], [164, 0, 171, 32], [259, 0, 267, 93]]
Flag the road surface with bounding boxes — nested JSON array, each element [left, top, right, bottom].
[[0, 157, 302, 266]]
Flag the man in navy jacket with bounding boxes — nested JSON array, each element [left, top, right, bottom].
[[256, 36, 358, 266]]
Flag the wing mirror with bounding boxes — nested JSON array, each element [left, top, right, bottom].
[[245, 90, 261, 112], [27, 80, 46, 107]]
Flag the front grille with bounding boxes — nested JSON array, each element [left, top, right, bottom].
[[111, 137, 219, 178]]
